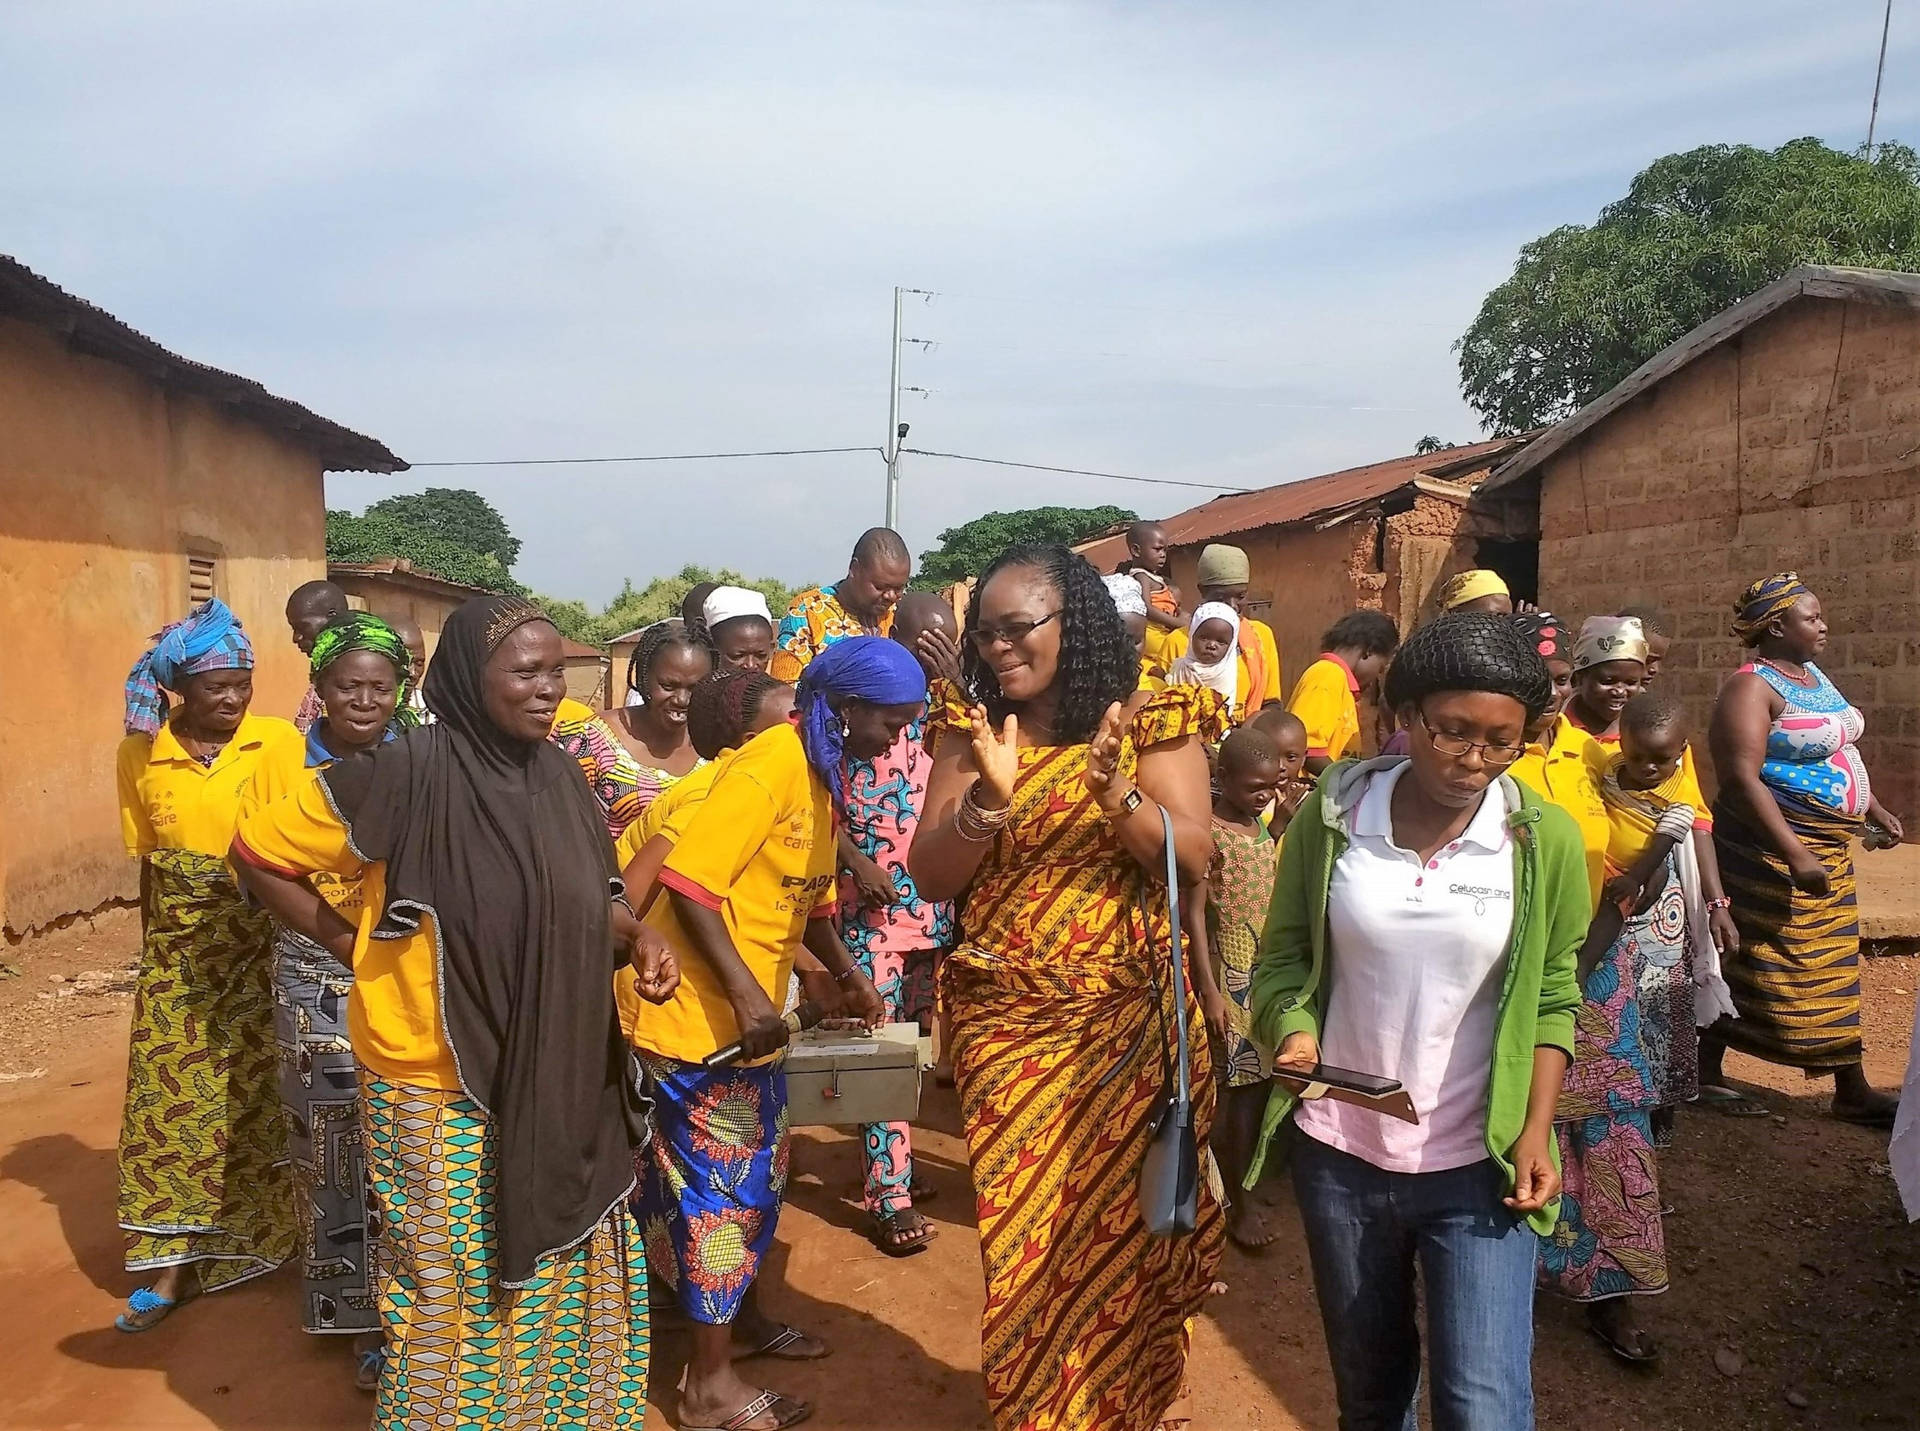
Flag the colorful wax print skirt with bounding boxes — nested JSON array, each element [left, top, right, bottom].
[[361, 1077, 648, 1430], [634, 1052, 789, 1325], [119, 849, 296, 1291], [1539, 879, 1674, 1303]]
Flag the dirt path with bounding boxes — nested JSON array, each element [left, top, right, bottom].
[[3, 919, 1917, 1430]]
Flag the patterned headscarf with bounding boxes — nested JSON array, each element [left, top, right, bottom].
[[1511, 609, 1566, 664], [795, 635, 928, 809], [1571, 615, 1648, 673], [1731, 572, 1813, 645], [1103, 572, 1148, 618], [1435, 569, 1511, 612], [310, 611, 420, 728], [123, 598, 255, 736]]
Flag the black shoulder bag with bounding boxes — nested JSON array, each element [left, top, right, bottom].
[[1138, 805, 1199, 1237]]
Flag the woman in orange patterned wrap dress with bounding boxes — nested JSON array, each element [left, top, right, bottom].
[[911, 543, 1227, 1431]]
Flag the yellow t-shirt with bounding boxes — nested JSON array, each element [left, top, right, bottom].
[[233, 777, 458, 1090], [635, 723, 836, 1064], [1598, 742, 1713, 875], [240, 732, 369, 922], [1287, 656, 1361, 761], [1160, 617, 1284, 714], [1508, 713, 1608, 908], [117, 712, 304, 858]]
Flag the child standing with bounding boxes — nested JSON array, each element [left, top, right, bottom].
[[1186, 725, 1292, 1251]]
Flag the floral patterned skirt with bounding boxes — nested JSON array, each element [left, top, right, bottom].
[[634, 1052, 789, 1324]]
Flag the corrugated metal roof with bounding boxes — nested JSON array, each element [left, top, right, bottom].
[[1483, 264, 1920, 494], [1, 254, 405, 474], [1158, 436, 1527, 548], [329, 559, 503, 602]]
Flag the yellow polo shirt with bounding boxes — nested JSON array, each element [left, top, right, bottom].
[[635, 723, 836, 1064], [233, 777, 457, 1091], [240, 732, 370, 923], [117, 712, 303, 859], [613, 759, 725, 871], [1288, 655, 1362, 761], [1508, 713, 1608, 909], [1161, 617, 1283, 714]]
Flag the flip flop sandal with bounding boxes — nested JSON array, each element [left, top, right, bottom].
[[1697, 1084, 1771, 1118], [1833, 1103, 1899, 1129], [1586, 1317, 1659, 1365], [871, 1208, 937, 1258], [355, 1346, 388, 1393], [114, 1284, 197, 1333], [680, 1388, 812, 1431], [735, 1323, 831, 1361]]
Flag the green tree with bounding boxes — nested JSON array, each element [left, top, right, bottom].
[[325, 508, 527, 595], [1457, 138, 1920, 434], [916, 505, 1137, 586], [1412, 435, 1456, 455], [366, 488, 522, 569], [535, 566, 795, 646]]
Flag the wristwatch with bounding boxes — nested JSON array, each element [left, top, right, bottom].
[[1115, 786, 1144, 817]]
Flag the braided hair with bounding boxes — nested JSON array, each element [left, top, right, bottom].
[[1383, 611, 1554, 721], [626, 620, 706, 704], [963, 543, 1135, 745], [687, 670, 787, 760]]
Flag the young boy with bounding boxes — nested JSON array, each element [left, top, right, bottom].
[[1248, 707, 1313, 830], [1184, 725, 1289, 1252]]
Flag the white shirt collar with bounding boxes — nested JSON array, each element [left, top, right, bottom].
[[1350, 762, 1510, 853]]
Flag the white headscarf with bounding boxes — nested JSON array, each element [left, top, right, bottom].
[[703, 586, 774, 631], [1169, 601, 1240, 713], [1103, 572, 1148, 618]]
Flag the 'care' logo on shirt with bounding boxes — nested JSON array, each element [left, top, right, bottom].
[[1448, 883, 1513, 917]]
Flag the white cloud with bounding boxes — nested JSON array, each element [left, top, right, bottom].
[[7, 1, 1915, 598]]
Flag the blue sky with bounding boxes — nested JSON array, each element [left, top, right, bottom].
[[8, 3, 1915, 602]]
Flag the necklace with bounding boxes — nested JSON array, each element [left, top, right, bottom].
[[178, 730, 230, 767], [1756, 656, 1815, 687]]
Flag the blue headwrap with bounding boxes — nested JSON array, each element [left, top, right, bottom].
[[795, 636, 929, 807], [123, 598, 256, 736]]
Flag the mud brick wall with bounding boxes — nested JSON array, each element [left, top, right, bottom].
[[1535, 296, 1920, 821]]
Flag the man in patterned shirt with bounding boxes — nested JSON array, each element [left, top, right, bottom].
[[770, 528, 912, 682]]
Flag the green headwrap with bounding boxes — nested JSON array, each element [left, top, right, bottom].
[[310, 611, 420, 727]]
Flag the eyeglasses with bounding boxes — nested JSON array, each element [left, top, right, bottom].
[[970, 611, 1061, 650], [1417, 711, 1525, 767]]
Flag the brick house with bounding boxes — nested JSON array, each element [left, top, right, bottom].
[[0, 256, 403, 936], [1476, 265, 1920, 823], [1079, 437, 1537, 699]]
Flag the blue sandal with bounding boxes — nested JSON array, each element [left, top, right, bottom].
[[355, 1346, 388, 1393], [114, 1284, 194, 1332]]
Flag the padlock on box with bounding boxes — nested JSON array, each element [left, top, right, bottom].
[[780, 1022, 923, 1128]]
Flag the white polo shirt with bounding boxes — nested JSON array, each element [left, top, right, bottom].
[[1294, 763, 1516, 1174]]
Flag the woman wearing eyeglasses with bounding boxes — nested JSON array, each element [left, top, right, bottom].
[[1247, 612, 1586, 1431], [910, 543, 1226, 1431]]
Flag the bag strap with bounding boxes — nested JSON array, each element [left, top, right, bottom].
[[1159, 805, 1191, 1111]]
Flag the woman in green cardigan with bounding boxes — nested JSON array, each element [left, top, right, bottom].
[[1248, 612, 1587, 1431]]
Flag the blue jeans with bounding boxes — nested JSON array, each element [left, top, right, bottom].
[[1292, 1134, 1537, 1431]]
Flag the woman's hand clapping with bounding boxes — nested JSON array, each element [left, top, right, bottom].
[[969, 704, 1020, 811]]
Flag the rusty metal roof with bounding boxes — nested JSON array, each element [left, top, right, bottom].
[[0, 254, 405, 473], [1159, 436, 1530, 548], [1482, 265, 1920, 494]]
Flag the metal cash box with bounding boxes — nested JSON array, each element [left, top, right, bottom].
[[781, 1022, 923, 1128]]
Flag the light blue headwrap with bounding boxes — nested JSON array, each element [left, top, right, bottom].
[[794, 636, 928, 808], [123, 598, 255, 736]]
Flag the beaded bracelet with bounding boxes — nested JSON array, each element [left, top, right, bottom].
[[1705, 896, 1732, 912]]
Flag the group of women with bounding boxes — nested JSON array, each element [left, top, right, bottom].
[[109, 545, 1902, 1431]]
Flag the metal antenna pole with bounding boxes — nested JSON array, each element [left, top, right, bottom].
[[885, 285, 903, 528], [1869, 0, 1893, 155]]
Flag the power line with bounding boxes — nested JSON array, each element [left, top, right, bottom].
[[410, 446, 879, 469], [901, 448, 1250, 494]]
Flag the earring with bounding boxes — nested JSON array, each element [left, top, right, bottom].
[[841, 718, 852, 738]]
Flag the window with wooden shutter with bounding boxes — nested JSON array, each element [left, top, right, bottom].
[[187, 554, 218, 609]]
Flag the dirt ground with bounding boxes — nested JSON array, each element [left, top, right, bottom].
[[3, 914, 1918, 1431]]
